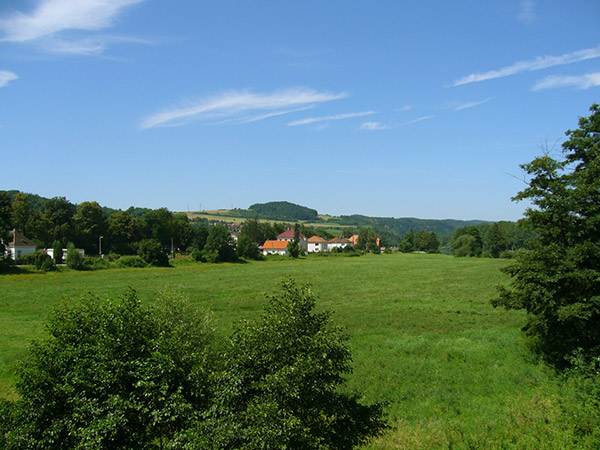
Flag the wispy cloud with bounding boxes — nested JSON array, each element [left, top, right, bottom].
[[453, 98, 492, 111], [287, 110, 375, 127], [401, 115, 435, 126], [532, 72, 600, 91], [518, 0, 536, 23], [452, 44, 600, 86], [0, 0, 144, 54], [360, 121, 389, 131], [360, 115, 434, 131], [140, 88, 347, 129], [0, 70, 18, 87], [395, 105, 412, 112]]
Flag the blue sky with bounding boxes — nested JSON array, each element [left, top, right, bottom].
[[1, 0, 599, 221]]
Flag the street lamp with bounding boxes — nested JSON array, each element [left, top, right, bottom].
[[99, 235, 103, 258]]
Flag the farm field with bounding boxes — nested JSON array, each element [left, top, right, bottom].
[[0, 254, 593, 448]]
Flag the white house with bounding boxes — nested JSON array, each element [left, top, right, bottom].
[[328, 237, 351, 251], [307, 235, 328, 253], [6, 230, 36, 260], [276, 229, 308, 251], [261, 240, 290, 256]]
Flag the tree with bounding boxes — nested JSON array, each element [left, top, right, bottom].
[[42, 197, 76, 246], [287, 225, 301, 258], [452, 226, 483, 257], [236, 234, 260, 260], [52, 240, 63, 264], [0, 191, 12, 271], [414, 230, 440, 253], [492, 104, 600, 367], [66, 242, 84, 270], [484, 223, 508, 258], [138, 238, 169, 267], [3, 289, 214, 449], [205, 226, 237, 262], [399, 230, 415, 253], [107, 211, 143, 255], [73, 201, 106, 255], [193, 280, 386, 449], [141, 208, 174, 247], [10, 193, 33, 235]]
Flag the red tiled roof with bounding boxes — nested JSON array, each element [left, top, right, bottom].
[[277, 229, 307, 240], [262, 240, 290, 250], [328, 237, 351, 243], [308, 236, 328, 243]]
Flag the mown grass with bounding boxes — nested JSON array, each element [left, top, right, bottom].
[[0, 254, 596, 448]]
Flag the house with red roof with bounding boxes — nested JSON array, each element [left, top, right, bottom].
[[307, 235, 328, 253], [328, 237, 351, 251], [276, 229, 308, 251], [261, 240, 290, 256]]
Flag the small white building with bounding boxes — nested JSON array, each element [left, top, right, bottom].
[[328, 237, 351, 251], [307, 235, 328, 253], [261, 240, 290, 256], [6, 230, 37, 260], [47, 247, 85, 261]]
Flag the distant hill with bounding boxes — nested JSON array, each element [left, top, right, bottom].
[[247, 201, 319, 221]]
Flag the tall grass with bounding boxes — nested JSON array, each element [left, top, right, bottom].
[[0, 254, 596, 448]]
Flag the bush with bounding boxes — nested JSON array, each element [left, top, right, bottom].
[[113, 255, 147, 268], [82, 257, 110, 270], [33, 252, 54, 271], [3, 289, 214, 449], [66, 242, 84, 270], [138, 238, 169, 267]]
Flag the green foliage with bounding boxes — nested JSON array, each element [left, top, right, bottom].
[[74, 201, 106, 255], [113, 255, 147, 268], [33, 252, 54, 272], [248, 201, 319, 221], [51, 240, 62, 264], [399, 230, 415, 253], [205, 226, 237, 262], [414, 230, 440, 253], [0, 192, 12, 271], [452, 226, 483, 257], [194, 279, 386, 449], [107, 211, 143, 255], [65, 242, 84, 270], [137, 239, 169, 267], [493, 104, 600, 367], [236, 234, 261, 260], [3, 289, 214, 449]]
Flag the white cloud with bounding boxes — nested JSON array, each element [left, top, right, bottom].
[[452, 44, 600, 86], [453, 98, 492, 111], [0, 0, 144, 54], [0, 70, 18, 87], [287, 110, 375, 126], [518, 0, 535, 23], [140, 88, 347, 129], [401, 115, 435, 126], [360, 121, 389, 131], [532, 72, 600, 91]]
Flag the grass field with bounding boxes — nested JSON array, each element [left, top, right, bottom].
[[0, 254, 596, 448]]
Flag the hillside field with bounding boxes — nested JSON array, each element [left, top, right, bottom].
[[0, 254, 595, 448]]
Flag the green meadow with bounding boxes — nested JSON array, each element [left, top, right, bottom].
[[0, 254, 595, 448]]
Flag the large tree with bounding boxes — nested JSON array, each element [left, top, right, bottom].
[[192, 280, 386, 449], [492, 104, 600, 367], [74, 201, 106, 255]]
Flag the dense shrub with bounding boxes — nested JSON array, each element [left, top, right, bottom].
[[137, 238, 169, 267], [113, 255, 147, 268], [66, 242, 84, 270]]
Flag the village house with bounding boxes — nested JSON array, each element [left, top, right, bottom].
[[6, 230, 36, 260], [276, 229, 308, 252], [328, 237, 351, 251], [261, 240, 290, 256], [307, 235, 328, 253]]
